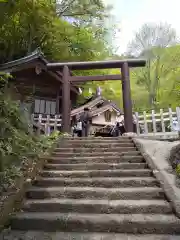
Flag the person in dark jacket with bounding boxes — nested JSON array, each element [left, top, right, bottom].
[[80, 107, 92, 137]]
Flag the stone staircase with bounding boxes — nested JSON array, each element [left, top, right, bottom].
[[2, 137, 180, 239]]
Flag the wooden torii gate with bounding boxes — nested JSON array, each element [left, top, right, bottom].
[[47, 59, 146, 133]]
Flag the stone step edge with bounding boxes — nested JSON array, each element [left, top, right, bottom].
[[34, 177, 158, 187], [11, 213, 180, 227], [24, 198, 170, 206], [48, 155, 143, 159], [27, 186, 162, 192], [54, 147, 137, 150], [26, 186, 164, 200], [63, 137, 131, 139], [36, 176, 156, 181], [61, 143, 135, 146], [64, 141, 132, 142], [51, 151, 141, 156], [41, 169, 152, 173], [1, 231, 180, 240], [23, 199, 172, 214], [44, 163, 147, 167], [12, 212, 180, 220]]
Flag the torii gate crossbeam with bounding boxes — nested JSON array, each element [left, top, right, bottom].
[[47, 59, 146, 133]]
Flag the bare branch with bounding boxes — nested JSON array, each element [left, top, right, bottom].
[[56, 0, 109, 21], [57, 0, 74, 16], [129, 22, 179, 107], [127, 22, 178, 57]]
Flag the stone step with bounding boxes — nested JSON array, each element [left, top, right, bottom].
[[63, 137, 131, 140], [51, 151, 141, 157], [1, 231, 180, 240], [61, 143, 135, 148], [26, 186, 164, 200], [11, 212, 180, 234], [41, 169, 152, 178], [43, 163, 147, 171], [49, 156, 145, 163], [47, 155, 145, 164], [61, 139, 133, 144], [53, 147, 137, 153], [34, 177, 158, 188], [23, 199, 172, 214]]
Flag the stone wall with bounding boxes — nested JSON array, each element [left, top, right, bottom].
[[133, 137, 180, 217]]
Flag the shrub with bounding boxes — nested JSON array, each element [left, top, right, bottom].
[[0, 73, 60, 192], [168, 142, 180, 178]]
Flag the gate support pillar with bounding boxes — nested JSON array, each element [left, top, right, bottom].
[[62, 65, 71, 133], [121, 62, 133, 132]]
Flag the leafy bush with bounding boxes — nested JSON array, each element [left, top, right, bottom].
[[176, 164, 180, 176], [0, 73, 60, 192], [168, 142, 180, 178]]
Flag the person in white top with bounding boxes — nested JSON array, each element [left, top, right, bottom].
[[71, 115, 82, 137], [114, 113, 125, 136], [172, 119, 180, 132], [75, 119, 82, 137], [132, 113, 137, 133], [116, 113, 124, 126]]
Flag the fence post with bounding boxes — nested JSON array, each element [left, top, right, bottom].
[[37, 114, 42, 135], [176, 107, 180, 130], [54, 115, 58, 131], [160, 109, 165, 133], [151, 110, 157, 133], [143, 111, 148, 134], [168, 108, 174, 131], [30, 114, 34, 134], [135, 112, 140, 135], [45, 115, 50, 136]]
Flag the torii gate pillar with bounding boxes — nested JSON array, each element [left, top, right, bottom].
[[121, 62, 133, 132], [62, 65, 71, 133], [47, 59, 146, 134]]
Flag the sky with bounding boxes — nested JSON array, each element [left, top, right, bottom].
[[103, 0, 180, 54]]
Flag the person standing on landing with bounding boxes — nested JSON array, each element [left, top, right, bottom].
[[76, 119, 83, 137], [80, 107, 92, 137], [115, 112, 125, 136]]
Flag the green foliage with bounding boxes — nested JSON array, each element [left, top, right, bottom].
[[0, 0, 115, 106], [57, 0, 111, 22], [176, 164, 180, 176], [0, 0, 115, 191], [1, 2, 179, 115], [130, 45, 180, 111], [0, 0, 112, 63], [0, 74, 60, 191], [89, 44, 180, 113], [0, 78, 33, 170], [98, 23, 180, 112], [122, 22, 180, 111]]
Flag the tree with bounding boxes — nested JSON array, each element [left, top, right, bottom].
[[0, 0, 113, 64], [127, 22, 177, 57], [0, 0, 117, 108], [56, 0, 111, 22], [0, 0, 19, 27], [127, 22, 180, 108], [0, 0, 56, 62]]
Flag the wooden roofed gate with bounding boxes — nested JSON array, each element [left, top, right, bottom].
[[0, 49, 80, 134], [47, 59, 146, 133]]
